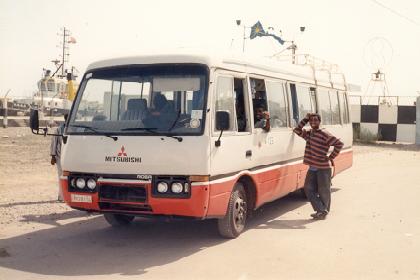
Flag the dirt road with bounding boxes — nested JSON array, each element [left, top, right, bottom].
[[1, 128, 419, 279]]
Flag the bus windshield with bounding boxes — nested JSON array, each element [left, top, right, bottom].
[[67, 65, 208, 135]]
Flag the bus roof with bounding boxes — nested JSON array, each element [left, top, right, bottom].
[[86, 52, 347, 90]]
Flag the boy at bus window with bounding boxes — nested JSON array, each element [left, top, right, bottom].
[[293, 113, 343, 219], [254, 105, 270, 132], [50, 113, 68, 202]]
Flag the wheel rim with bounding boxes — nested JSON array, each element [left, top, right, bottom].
[[233, 192, 247, 232]]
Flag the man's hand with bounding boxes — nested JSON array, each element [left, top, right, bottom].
[[329, 157, 336, 178], [305, 113, 312, 120], [263, 111, 270, 120], [51, 156, 56, 165]]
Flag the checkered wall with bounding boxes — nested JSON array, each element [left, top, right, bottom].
[[351, 104, 417, 143]]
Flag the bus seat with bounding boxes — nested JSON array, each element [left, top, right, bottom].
[[121, 98, 148, 120]]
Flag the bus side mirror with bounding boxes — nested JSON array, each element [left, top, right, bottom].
[[215, 111, 230, 147], [30, 109, 40, 132], [216, 111, 230, 131]]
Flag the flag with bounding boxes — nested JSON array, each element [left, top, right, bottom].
[[268, 34, 285, 45], [250, 21, 285, 45], [68, 36, 77, 44], [250, 21, 265, 39]]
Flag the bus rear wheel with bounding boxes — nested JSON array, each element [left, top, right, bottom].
[[103, 213, 135, 226], [217, 183, 247, 239]]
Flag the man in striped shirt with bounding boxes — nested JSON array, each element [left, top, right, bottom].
[[293, 113, 344, 219]]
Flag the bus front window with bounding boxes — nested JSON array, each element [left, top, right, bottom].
[[67, 65, 208, 135]]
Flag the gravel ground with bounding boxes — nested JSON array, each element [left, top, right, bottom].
[[0, 127, 91, 234], [1, 127, 419, 280]]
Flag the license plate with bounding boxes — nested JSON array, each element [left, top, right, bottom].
[[71, 194, 92, 203]]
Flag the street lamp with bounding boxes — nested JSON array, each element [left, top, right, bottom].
[[236, 19, 250, 52]]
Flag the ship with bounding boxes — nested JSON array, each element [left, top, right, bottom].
[[32, 27, 78, 116]]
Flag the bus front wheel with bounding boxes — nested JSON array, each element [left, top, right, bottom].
[[217, 183, 248, 238], [103, 213, 135, 227]]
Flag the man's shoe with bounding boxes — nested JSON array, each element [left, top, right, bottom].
[[316, 211, 328, 220], [310, 212, 319, 218], [311, 211, 328, 220]]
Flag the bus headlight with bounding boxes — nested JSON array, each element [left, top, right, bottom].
[[70, 178, 76, 188], [171, 182, 183, 193], [157, 182, 169, 193], [76, 178, 86, 189], [86, 178, 97, 190]]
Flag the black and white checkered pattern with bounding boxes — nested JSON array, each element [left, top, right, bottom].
[[351, 104, 417, 142]]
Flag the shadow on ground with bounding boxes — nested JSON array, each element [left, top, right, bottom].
[[0, 192, 319, 276]]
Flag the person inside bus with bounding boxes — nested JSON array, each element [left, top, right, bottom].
[[254, 105, 270, 132], [293, 113, 343, 220], [143, 93, 175, 128]]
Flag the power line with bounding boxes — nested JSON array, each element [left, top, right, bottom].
[[370, 0, 420, 27]]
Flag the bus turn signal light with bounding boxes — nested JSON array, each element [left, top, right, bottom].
[[189, 175, 209, 182]]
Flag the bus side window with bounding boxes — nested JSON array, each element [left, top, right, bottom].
[[215, 76, 236, 131], [329, 90, 340, 125], [234, 78, 248, 132], [338, 91, 350, 124], [250, 78, 268, 128], [317, 88, 332, 125], [289, 83, 299, 125], [266, 80, 288, 128]]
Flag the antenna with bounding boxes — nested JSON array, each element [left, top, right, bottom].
[[57, 27, 75, 78]]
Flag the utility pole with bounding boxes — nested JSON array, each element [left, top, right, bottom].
[[2, 89, 11, 128]]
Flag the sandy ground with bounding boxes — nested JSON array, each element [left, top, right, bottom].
[[0, 127, 420, 280]]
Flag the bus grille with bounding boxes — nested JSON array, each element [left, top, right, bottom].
[[99, 185, 147, 203]]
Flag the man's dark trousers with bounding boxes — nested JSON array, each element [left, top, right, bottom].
[[304, 169, 332, 213]]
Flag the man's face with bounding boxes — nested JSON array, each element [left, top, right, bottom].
[[309, 115, 320, 129], [256, 108, 264, 119]]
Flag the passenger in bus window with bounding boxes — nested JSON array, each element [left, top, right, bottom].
[[293, 113, 343, 220], [254, 105, 270, 132]]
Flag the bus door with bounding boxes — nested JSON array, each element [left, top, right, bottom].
[[250, 77, 296, 201], [210, 73, 254, 178]]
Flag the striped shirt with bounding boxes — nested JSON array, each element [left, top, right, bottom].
[[293, 118, 344, 169]]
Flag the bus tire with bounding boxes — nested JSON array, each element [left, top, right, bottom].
[[103, 213, 135, 226], [217, 183, 247, 239]]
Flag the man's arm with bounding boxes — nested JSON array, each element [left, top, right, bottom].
[[327, 135, 344, 162], [292, 114, 310, 140]]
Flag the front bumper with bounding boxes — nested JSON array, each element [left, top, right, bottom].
[[60, 177, 211, 218]]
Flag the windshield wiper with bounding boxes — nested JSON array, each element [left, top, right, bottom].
[[122, 127, 183, 142], [68, 124, 118, 141], [168, 110, 181, 132]]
